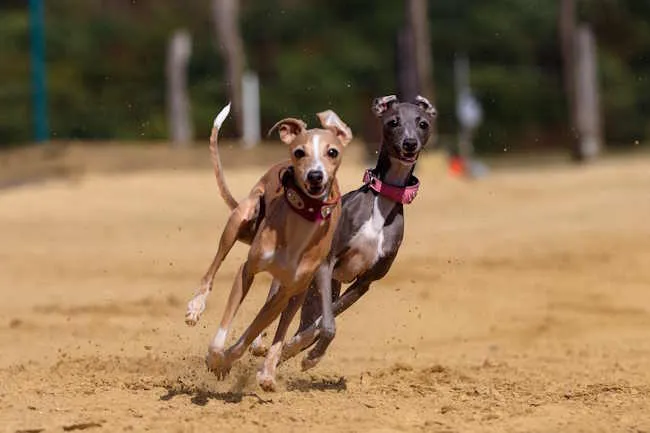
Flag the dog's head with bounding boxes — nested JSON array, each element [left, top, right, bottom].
[[269, 111, 352, 198], [372, 95, 436, 165]]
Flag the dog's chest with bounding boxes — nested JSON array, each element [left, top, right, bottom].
[[334, 196, 392, 283], [258, 215, 322, 284]]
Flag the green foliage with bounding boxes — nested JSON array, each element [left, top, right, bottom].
[[0, 0, 648, 151]]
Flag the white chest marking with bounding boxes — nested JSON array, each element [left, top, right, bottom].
[[350, 196, 391, 265]]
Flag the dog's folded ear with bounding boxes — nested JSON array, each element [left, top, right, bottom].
[[415, 95, 437, 117], [268, 118, 307, 144], [372, 95, 398, 117], [317, 110, 353, 147]]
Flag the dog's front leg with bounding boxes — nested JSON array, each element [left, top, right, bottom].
[[208, 289, 292, 380], [301, 263, 336, 371], [205, 260, 256, 379], [185, 197, 260, 326], [257, 289, 308, 391]]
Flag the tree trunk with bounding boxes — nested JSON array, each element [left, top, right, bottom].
[[212, 0, 244, 138], [398, 0, 435, 102], [409, 0, 434, 102], [397, 24, 418, 102], [398, 0, 437, 142], [559, 0, 581, 160]]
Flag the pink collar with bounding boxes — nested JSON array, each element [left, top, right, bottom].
[[363, 169, 420, 204], [281, 169, 339, 222]]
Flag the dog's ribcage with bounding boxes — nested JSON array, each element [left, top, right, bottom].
[[333, 195, 394, 283]]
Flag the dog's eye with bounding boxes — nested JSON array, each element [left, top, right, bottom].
[[387, 118, 400, 128], [293, 148, 306, 159], [327, 148, 339, 158], [418, 121, 429, 129]]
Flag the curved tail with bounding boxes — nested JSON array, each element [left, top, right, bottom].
[[209, 103, 238, 210]]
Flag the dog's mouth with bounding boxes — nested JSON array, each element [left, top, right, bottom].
[[398, 151, 419, 163], [306, 183, 326, 197]]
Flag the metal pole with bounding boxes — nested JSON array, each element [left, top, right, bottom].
[[29, 0, 49, 142]]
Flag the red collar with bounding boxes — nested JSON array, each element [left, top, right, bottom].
[[363, 169, 420, 204], [281, 169, 339, 222]]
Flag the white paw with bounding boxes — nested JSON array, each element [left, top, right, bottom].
[[256, 371, 278, 392], [185, 296, 206, 326]]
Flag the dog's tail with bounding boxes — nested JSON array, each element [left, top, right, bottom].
[[209, 103, 238, 210]]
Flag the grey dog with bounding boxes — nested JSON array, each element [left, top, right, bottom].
[[269, 95, 437, 369]]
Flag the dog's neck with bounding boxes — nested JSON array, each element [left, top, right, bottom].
[[374, 148, 415, 187]]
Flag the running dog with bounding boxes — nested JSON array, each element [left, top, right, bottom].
[[185, 103, 352, 390]]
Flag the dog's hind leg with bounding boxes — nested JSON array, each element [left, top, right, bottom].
[[250, 279, 281, 357], [295, 278, 341, 335], [300, 264, 337, 371], [185, 193, 261, 326], [281, 277, 369, 364], [256, 289, 308, 391]]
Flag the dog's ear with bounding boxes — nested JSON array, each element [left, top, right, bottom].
[[268, 118, 307, 144], [372, 95, 398, 117], [415, 95, 437, 117], [317, 110, 353, 147]]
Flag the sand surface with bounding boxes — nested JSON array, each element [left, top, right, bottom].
[[1, 147, 650, 432]]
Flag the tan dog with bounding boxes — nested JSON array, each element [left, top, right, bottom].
[[185, 103, 352, 390]]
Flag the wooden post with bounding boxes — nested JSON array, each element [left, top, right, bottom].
[[575, 25, 602, 158], [166, 30, 193, 147], [212, 0, 245, 138]]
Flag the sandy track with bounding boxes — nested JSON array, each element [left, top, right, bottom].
[[1, 151, 650, 432]]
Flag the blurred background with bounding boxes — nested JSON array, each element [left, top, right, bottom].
[[1, 0, 649, 163], [2, 3, 650, 430]]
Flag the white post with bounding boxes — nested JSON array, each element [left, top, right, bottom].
[[166, 30, 193, 147], [454, 55, 482, 160], [242, 71, 260, 148], [575, 25, 602, 159]]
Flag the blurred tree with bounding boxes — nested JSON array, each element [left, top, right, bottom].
[[0, 0, 648, 152]]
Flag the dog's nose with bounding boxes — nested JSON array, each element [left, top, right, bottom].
[[307, 170, 324, 185], [402, 139, 418, 152]]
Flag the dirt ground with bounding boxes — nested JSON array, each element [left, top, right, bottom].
[[1, 145, 650, 432]]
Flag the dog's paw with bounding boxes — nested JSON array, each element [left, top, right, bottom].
[[185, 296, 206, 326], [301, 353, 323, 372], [280, 327, 319, 363], [256, 371, 278, 392], [249, 342, 269, 358], [279, 338, 300, 363], [205, 349, 231, 380]]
